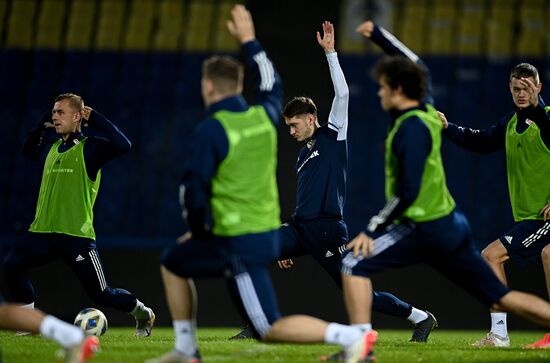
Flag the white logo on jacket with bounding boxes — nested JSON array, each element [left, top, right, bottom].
[[297, 150, 320, 173]]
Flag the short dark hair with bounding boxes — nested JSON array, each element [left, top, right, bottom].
[[373, 56, 427, 102], [55, 93, 84, 111], [283, 96, 317, 118], [510, 63, 539, 83], [202, 55, 243, 94]]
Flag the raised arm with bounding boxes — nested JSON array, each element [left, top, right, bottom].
[[356, 21, 433, 105], [82, 107, 132, 179], [22, 112, 58, 162], [227, 4, 282, 125], [318, 21, 349, 141]]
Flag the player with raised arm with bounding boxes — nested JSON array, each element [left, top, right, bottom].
[[233, 21, 436, 345], [324, 54, 550, 362], [146, 6, 381, 363], [2, 93, 155, 337], [438, 63, 550, 348]]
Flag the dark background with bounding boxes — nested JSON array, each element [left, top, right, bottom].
[[0, 0, 548, 331]]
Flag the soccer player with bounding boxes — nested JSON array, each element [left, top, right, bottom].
[[329, 55, 550, 361], [232, 20, 436, 343], [438, 63, 550, 348], [147, 5, 378, 363], [2, 93, 155, 336]]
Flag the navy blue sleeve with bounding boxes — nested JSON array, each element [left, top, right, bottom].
[[370, 25, 434, 105], [83, 110, 132, 180], [367, 117, 431, 232], [443, 113, 509, 154], [242, 40, 283, 125], [22, 112, 58, 162], [180, 119, 229, 238]]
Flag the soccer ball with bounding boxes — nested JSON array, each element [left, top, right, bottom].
[[74, 308, 108, 336]]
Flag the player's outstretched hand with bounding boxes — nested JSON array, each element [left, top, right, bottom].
[[317, 21, 335, 54], [277, 259, 294, 269], [437, 111, 449, 129], [227, 4, 255, 44], [540, 201, 550, 221], [356, 20, 375, 38], [347, 232, 374, 257]]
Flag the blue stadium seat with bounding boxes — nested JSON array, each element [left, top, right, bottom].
[[450, 57, 483, 127], [59, 51, 92, 94]]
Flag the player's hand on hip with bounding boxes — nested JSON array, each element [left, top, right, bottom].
[[227, 4, 255, 44], [277, 259, 294, 269], [177, 231, 193, 244], [356, 20, 374, 38], [540, 201, 550, 221], [317, 21, 335, 54], [348, 232, 374, 257], [437, 111, 449, 129]]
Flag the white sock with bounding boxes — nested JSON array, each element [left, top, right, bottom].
[[174, 320, 197, 356], [40, 315, 84, 349], [490, 312, 508, 338], [407, 308, 428, 325], [21, 302, 35, 310], [324, 323, 364, 347], [352, 323, 372, 333]]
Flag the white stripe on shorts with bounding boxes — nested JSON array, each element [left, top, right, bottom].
[[342, 224, 412, 275], [522, 222, 550, 248], [89, 250, 107, 291], [235, 272, 271, 337]]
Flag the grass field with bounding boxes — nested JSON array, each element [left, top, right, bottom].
[[1, 328, 549, 363]]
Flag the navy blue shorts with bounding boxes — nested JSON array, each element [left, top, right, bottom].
[[279, 217, 348, 286], [498, 220, 550, 267], [161, 230, 281, 338], [342, 209, 510, 307]]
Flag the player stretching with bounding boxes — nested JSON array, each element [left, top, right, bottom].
[[148, 6, 384, 363], [325, 54, 550, 362], [439, 63, 550, 348], [232, 20, 436, 344], [2, 93, 155, 337]]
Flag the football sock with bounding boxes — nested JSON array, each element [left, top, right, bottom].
[[40, 315, 84, 349], [174, 320, 197, 356], [490, 312, 508, 338], [324, 323, 364, 347], [407, 308, 429, 325]]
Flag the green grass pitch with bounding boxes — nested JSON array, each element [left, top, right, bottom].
[[1, 328, 549, 362]]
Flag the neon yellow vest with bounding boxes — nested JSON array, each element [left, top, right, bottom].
[[211, 106, 280, 236], [30, 138, 100, 239], [385, 104, 455, 222], [505, 106, 550, 221]]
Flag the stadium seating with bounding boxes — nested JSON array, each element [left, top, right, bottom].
[[1, 0, 549, 246]]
